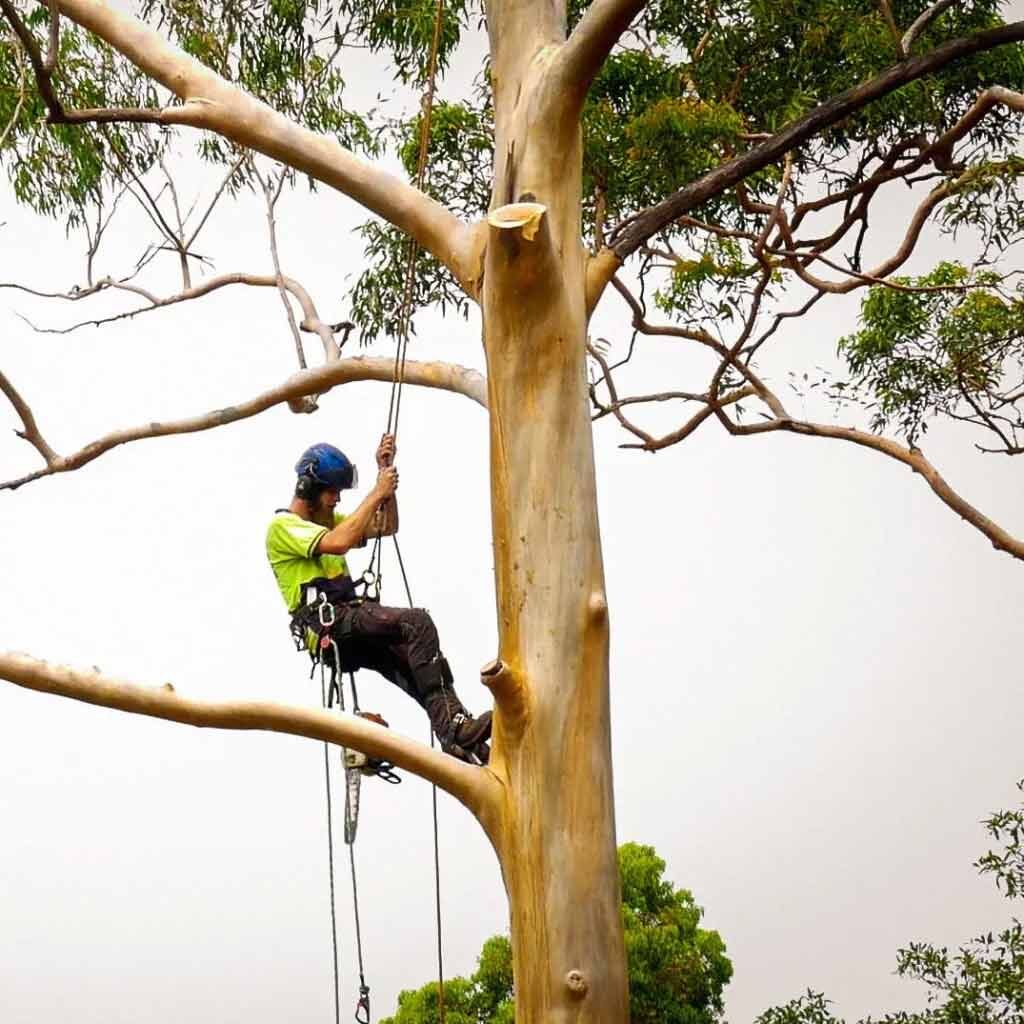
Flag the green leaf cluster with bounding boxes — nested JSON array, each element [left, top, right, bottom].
[[380, 841, 732, 1024], [837, 261, 1024, 445]]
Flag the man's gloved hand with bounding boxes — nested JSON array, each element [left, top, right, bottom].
[[376, 433, 396, 469]]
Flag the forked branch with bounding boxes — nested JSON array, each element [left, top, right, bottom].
[[0, 651, 498, 816], [0, 356, 487, 491]]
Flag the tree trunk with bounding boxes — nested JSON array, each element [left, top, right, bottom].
[[479, 29, 629, 1020]]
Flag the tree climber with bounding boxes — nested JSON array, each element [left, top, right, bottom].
[[266, 437, 493, 765]]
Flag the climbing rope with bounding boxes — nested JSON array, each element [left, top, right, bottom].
[[319, 669, 343, 1024], [318, 0, 451, 1018], [368, 6, 453, 1003], [384, 0, 449, 442]]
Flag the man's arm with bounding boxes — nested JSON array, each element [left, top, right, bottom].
[[317, 466, 398, 555]]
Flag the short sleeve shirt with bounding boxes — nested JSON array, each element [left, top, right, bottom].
[[266, 511, 350, 612]]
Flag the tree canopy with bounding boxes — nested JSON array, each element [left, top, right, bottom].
[[1, 1, 1022, 558], [380, 842, 733, 1024]]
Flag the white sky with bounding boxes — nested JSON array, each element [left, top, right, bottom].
[[1, 6, 1023, 1023]]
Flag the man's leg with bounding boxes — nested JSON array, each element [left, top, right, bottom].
[[335, 603, 492, 762]]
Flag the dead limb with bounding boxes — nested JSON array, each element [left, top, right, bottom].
[[0, 356, 486, 491], [4, 272, 339, 357], [0, 650, 498, 818]]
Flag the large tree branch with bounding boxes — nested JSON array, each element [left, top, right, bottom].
[[0, 651, 499, 818], [48, 0, 480, 294], [1, 356, 487, 490], [607, 20, 1024, 259], [552, 0, 647, 102]]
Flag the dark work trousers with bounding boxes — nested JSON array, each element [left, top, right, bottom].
[[329, 601, 444, 709]]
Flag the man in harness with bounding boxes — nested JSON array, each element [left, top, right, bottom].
[[266, 436, 492, 765]]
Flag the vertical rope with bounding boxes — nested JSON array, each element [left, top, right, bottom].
[[320, 672, 342, 1024], [430, 730, 447, 1023], [377, 4, 449, 1018], [385, 0, 448, 445]]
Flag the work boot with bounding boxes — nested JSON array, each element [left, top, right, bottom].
[[424, 688, 493, 764]]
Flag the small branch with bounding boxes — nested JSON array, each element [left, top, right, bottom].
[[258, 168, 309, 371], [903, 0, 959, 55], [617, 385, 755, 451], [0, 368, 58, 464], [4, 272, 339, 352], [609, 20, 1024, 258], [185, 153, 248, 251], [0, 356, 486, 491], [0, 651, 498, 817]]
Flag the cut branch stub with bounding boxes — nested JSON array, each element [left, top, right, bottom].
[[488, 202, 547, 241]]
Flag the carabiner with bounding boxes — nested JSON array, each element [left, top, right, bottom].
[[317, 592, 336, 629], [354, 985, 371, 1024]]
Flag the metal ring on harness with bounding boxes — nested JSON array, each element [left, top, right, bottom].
[[317, 592, 336, 628], [356, 569, 379, 601]]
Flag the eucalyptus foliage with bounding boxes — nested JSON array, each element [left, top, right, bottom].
[[379, 842, 733, 1024], [1, 0, 1023, 450]]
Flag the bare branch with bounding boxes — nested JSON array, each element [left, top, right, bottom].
[[618, 385, 755, 451], [772, 178, 958, 295], [257, 168, 310, 371], [0, 276, 159, 305], [0, 356, 486, 491], [610, 275, 789, 418], [903, 0, 959, 55], [553, 0, 648, 102], [0, 651, 498, 818], [717, 413, 1024, 561], [3, 273, 340, 353], [51, 0, 479, 295], [185, 153, 248, 251], [607, 20, 1024, 259], [0, 368, 58, 464]]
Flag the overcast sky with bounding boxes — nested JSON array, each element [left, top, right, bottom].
[[1, 6, 1023, 1024]]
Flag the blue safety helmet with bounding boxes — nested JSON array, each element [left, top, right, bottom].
[[294, 443, 359, 491]]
